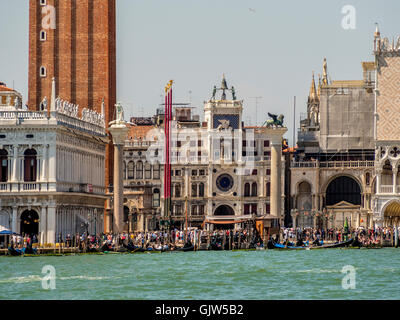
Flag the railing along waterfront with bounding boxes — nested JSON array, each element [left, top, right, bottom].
[[291, 160, 375, 168]]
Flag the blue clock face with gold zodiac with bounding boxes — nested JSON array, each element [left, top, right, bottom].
[[216, 174, 234, 192]]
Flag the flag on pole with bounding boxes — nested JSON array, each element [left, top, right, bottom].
[[164, 80, 173, 221]]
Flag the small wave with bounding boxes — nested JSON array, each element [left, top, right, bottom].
[[280, 269, 341, 274], [58, 276, 113, 281], [0, 275, 42, 284]]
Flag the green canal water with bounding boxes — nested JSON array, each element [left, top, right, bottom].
[[0, 248, 399, 300]]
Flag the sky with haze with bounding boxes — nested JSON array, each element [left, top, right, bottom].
[[1, 0, 400, 144]]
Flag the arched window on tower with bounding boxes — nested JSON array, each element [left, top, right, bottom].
[[251, 182, 258, 197], [127, 161, 134, 179], [191, 183, 198, 197], [244, 183, 250, 197], [136, 161, 143, 179], [153, 188, 160, 207], [0, 149, 8, 182], [145, 162, 152, 179], [40, 66, 46, 78], [40, 30, 47, 41], [24, 149, 37, 182], [174, 184, 181, 198], [199, 183, 205, 197], [153, 162, 160, 179]]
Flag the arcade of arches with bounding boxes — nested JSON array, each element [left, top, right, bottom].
[[292, 175, 372, 229]]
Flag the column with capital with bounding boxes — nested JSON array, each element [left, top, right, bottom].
[[108, 103, 129, 235], [11, 206, 18, 234], [47, 204, 56, 244], [11, 145, 18, 192], [40, 206, 47, 244], [268, 128, 287, 225], [393, 167, 398, 194], [376, 168, 382, 194]]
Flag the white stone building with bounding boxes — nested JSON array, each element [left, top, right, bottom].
[[0, 79, 107, 244], [122, 77, 287, 233]]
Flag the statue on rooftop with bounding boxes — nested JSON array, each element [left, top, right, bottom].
[[231, 86, 236, 100], [264, 113, 284, 128]]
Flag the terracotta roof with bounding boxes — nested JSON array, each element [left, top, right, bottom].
[[0, 83, 15, 92], [126, 125, 156, 140]]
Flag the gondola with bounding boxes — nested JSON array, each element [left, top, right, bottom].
[[8, 247, 23, 256], [22, 246, 38, 255], [270, 238, 354, 250], [174, 245, 195, 252], [208, 240, 223, 250], [100, 242, 114, 252]]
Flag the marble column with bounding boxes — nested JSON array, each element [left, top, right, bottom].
[[267, 127, 287, 225], [393, 167, 398, 194], [376, 168, 382, 194], [47, 204, 56, 244], [40, 206, 47, 244], [109, 121, 129, 234], [12, 206, 18, 234]]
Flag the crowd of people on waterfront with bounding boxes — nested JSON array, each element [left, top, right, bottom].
[[3, 225, 400, 251], [59, 228, 256, 251], [281, 226, 400, 246]]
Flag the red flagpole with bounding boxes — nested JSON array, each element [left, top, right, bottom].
[[164, 81, 173, 223]]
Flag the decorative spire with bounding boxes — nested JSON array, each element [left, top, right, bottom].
[[309, 72, 318, 101], [317, 74, 322, 98], [50, 77, 56, 112], [374, 23, 380, 38]]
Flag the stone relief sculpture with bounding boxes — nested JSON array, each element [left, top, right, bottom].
[[217, 119, 232, 131]]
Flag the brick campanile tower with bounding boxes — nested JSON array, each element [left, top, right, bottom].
[[28, 0, 117, 228]]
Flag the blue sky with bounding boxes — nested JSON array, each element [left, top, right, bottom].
[[1, 0, 400, 144]]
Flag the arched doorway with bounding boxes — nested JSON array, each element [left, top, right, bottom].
[[20, 210, 39, 236], [326, 176, 361, 228], [214, 205, 235, 230], [383, 201, 400, 227], [326, 176, 361, 206], [214, 205, 235, 216], [296, 181, 313, 228]]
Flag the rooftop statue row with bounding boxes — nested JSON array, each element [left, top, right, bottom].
[[374, 24, 400, 52], [55, 97, 105, 127]]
